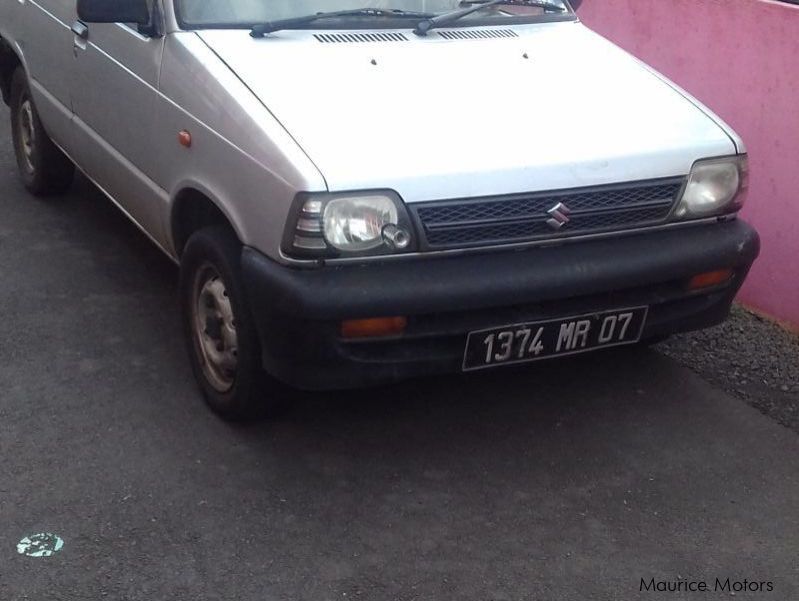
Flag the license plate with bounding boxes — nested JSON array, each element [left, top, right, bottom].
[[462, 307, 648, 371]]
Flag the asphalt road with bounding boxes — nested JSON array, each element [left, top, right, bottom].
[[1, 116, 798, 601]]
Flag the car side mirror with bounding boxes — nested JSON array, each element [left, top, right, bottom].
[[77, 0, 150, 25], [569, 0, 583, 9]]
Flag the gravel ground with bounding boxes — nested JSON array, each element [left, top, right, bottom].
[[658, 304, 799, 433]]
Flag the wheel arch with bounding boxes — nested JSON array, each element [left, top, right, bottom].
[[170, 185, 244, 258], [0, 35, 23, 106]]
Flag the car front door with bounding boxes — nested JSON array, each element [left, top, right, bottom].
[[69, 1, 168, 243], [10, 0, 77, 152]]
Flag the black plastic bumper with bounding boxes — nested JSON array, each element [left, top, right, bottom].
[[241, 220, 759, 390]]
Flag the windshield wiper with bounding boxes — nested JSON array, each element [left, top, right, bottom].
[[413, 0, 566, 36], [251, 8, 436, 37]]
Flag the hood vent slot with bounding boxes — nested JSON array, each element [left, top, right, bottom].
[[437, 28, 518, 40], [314, 32, 409, 43]]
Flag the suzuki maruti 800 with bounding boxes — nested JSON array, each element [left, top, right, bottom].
[[0, 0, 759, 419]]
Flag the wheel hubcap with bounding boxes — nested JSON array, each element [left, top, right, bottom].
[[18, 99, 36, 173], [192, 265, 239, 393]]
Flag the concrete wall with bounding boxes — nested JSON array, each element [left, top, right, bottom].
[[577, 0, 799, 329]]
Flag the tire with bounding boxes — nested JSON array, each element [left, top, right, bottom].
[[9, 68, 74, 196], [179, 225, 280, 421]]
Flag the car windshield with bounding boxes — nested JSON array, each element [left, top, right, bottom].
[[176, 0, 573, 29]]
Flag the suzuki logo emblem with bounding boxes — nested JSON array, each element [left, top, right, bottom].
[[546, 202, 572, 230]]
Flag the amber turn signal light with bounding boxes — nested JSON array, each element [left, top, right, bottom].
[[178, 130, 192, 148], [341, 316, 407, 339], [688, 268, 734, 291]]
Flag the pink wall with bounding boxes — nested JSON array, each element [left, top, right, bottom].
[[578, 0, 799, 329]]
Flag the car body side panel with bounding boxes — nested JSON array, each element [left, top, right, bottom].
[[71, 23, 168, 246], [154, 32, 327, 257], [1, 0, 75, 153]]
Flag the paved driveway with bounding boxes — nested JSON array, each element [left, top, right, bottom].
[[1, 116, 797, 600]]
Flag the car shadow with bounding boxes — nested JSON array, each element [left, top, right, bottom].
[[234, 344, 683, 467]]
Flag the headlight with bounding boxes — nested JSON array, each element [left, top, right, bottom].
[[324, 196, 399, 251], [284, 191, 415, 258], [674, 155, 748, 219]]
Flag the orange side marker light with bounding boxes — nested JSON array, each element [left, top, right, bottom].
[[688, 268, 734, 291], [341, 317, 408, 339], [178, 130, 192, 148]]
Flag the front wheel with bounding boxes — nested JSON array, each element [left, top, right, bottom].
[[179, 226, 280, 421]]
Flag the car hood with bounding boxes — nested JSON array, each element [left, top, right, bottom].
[[198, 23, 737, 202]]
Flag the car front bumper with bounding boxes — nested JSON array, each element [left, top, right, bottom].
[[241, 220, 760, 390]]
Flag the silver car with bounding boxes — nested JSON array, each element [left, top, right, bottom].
[[0, 0, 759, 419]]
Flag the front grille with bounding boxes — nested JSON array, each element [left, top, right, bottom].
[[412, 179, 684, 249]]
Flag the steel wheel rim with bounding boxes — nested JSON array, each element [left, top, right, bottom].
[[191, 264, 239, 393], [18, 98, 36, 174]]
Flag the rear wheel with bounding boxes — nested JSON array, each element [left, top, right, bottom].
[[9, 68, 74, 196], [179, 226, 281, 421]]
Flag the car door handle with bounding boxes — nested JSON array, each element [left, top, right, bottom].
[[71, 21, 89, 40]]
